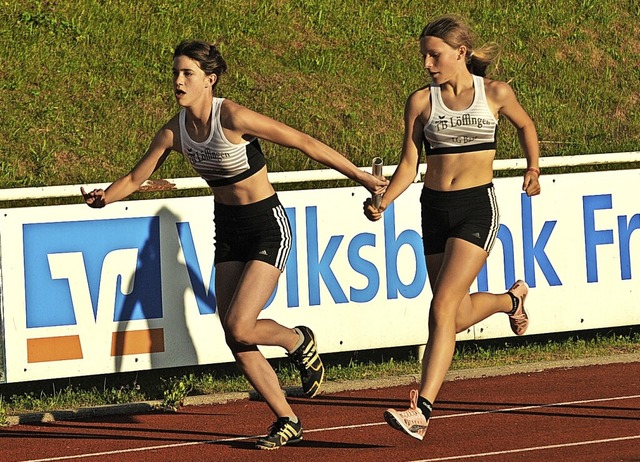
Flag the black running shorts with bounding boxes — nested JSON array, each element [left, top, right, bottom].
[[214, 194, 292, 271], [420, 183, 499, 255]]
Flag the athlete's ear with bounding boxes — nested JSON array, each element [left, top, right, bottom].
[[206, 73, 217, 88], [457, 45, 467, 60]]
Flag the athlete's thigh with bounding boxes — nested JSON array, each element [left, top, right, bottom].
[[425, 252, 444, 290], [215, 261, 245, 322], [222, 260, 282, 326], [431, 237, 488, 305]]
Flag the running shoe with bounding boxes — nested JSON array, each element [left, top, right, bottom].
[[383, 389, 429, 441], [255, 417, 303, 450], [508, 279, 529, 335], [288, 325, 325, 398]]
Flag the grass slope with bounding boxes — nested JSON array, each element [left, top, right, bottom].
[[1, 1, 639, 193]]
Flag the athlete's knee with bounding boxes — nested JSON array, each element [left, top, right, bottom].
[[455, 319, 471, 334], [223, 320, 256, 347], [454, 306, 471, 333], [428, 299, 458, 328], [224, 331, 257, 354]]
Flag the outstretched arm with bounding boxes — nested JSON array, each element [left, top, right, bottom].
[[81, 120, 176, 208], [221, 100, 388, 196]]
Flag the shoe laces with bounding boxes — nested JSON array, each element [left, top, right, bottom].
[[397, 390, 427, 426], [510, 310, 527, 325], [509, 297, 527, 325], [267, 417, 291, 437], [293, 341, 318, 370], [508, 282, 527, 317]]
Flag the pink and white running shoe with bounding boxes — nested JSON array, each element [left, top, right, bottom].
[[508, 279, 529, 335], [383, 390, 429, 440]]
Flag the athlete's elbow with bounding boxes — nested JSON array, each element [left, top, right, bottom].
[[296, 132, 322, 153]]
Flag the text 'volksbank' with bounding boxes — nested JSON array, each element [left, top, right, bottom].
[[23, 193, 638, 327]]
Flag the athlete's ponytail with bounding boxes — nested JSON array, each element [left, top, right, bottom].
[[420, 15, 499, 77]]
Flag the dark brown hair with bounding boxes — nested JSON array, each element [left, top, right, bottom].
[[173, 40, 227, 91]]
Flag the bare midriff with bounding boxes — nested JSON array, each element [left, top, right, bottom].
[[210, 166, 276, 205], [422, 149, 496, 191]]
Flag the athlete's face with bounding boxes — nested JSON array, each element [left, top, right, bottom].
[[419, 36, 464, 84], [172, 55, 215, 107]]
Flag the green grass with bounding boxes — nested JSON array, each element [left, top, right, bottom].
[[1, 1, 639, 197]]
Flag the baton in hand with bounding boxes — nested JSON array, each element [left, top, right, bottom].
[[371, 157, 383, 209]]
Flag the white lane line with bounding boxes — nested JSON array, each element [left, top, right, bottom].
[[407, 434, 640, 461], [18, 436, 252, 462], [426, 393, 640, 421], [18, 394, 640, 462]]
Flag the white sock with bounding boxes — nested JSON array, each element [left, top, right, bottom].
[[288, 327, 304, 354]]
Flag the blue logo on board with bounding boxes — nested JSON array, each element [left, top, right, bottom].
[[23, 217, 163, 328]]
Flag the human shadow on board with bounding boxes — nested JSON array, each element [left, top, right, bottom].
[[112, 205, 210, 373]]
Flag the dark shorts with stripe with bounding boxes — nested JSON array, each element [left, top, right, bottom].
[[214, 194, 292, 272], [420, 183, 499, 256]]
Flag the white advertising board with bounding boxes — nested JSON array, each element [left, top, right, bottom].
[[0, 169, 639, 383]]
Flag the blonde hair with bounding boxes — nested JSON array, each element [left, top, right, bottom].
[[420, 15, 499, 76]]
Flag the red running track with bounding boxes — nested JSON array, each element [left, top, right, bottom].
[[1, 360, 639, 462]]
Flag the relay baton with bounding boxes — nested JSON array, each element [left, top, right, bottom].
[[372, 157, 383, 209]]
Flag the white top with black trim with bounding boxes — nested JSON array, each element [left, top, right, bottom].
[[179, 97, 266, 187], [423, 75, 499, 156]]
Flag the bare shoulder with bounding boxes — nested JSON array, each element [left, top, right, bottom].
[[407, 84, 431, 106], [483, 77, 517, 103], [219, 98, 259, 129], [163, 112, 181, 131], [154, 113, 181, 151], [220, 98, 254, 120], [220, 97, 241, 113], [219, 97, 288, 143], [406, 84, 431, 117], [484, 77, 532, 123]]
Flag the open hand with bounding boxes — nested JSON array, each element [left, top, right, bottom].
[[80, 187, 107, 208]]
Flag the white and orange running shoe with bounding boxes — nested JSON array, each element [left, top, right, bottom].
[[383, 390, 429, 440], [508, 279, 529, 335]]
